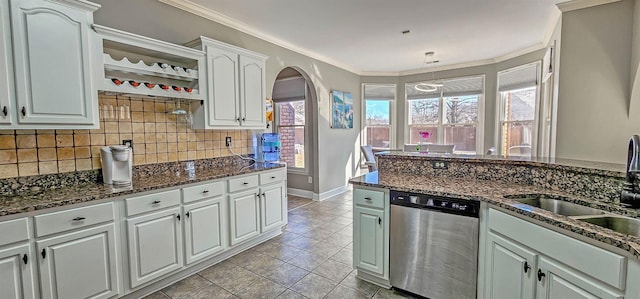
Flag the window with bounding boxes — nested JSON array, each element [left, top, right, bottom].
[[405, 76, 484, 154], [362, 84, 396, 149], [273, 76, 307, 170], [497, 63, 540, 157]]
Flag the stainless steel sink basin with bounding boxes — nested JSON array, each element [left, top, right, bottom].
[[579, 216, 640, 237], [507, 196, 605, 216]]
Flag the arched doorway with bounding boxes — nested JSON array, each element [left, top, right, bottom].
[[271, 67, 318, 196]]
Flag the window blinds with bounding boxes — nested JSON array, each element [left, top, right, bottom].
[[498, 64, 539, 92], [272, 76, 306, 101], [364, 84, 395, 100], [405, 75, 484, 100]]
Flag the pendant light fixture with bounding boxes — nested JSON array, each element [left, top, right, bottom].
[[415, 51, 443, 93]]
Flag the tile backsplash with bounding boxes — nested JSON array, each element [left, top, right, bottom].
[[0, 94, 254, 179]]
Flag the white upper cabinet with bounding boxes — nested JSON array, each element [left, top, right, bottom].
[[0, 0, 14, 126], [9, 0, 100, 128], [191, 37, 268, 130]]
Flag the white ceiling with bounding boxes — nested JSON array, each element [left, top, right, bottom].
[[161, 0, 567, 75]]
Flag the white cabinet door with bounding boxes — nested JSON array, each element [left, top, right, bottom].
[[0, 0, 14, 125], [37, 223, 119, 299], [10, 0, 98, 127], [537, 257, 622, 299], [229, 189, 260, 245], [354, 206, 384, 275], [239, 54, 265, 128], [260, 182, 285, 232], [184, 197, 226, 265], [0, 243, 36, 299], [484, 232, 536, 299], [127, 207, 183, 288], [205, 45, 240, 128]]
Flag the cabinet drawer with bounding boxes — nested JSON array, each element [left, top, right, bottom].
[[182, 181, 224, 203], [125, 190, 181, 217], [259, 170, 285, 185], [354, 188, 385, 209], [0, 217, 30, 245], [34, 202, 114, 237], [228, 175, 259, 193]]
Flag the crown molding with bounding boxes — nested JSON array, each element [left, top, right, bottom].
[[556, 0, 621, 12], [159, 0, 563, 77], [158, 0, 359, 74]]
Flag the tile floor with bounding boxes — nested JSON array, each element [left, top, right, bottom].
[[143, 191, 414, 299]]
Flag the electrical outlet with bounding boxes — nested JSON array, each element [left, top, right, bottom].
[[308, 176, 313, 184], [122, 139, 132, 148], [431, 160, 449, 169], [225, 137, 231, 147]]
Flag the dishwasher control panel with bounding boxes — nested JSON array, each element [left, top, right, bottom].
[[390, 190, 480, 217]]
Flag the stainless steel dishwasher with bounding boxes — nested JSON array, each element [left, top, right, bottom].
[[390, 190, 480, 299]]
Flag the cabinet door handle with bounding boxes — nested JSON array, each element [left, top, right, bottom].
[[236, 117, 240, 122], [202, 190, 209, 194], [262, 193, 266, 197], [41, 249, 46, 259], [537, 269, 546, 281], [22, 254, 28, 264], [524, 261, 531, 273], [72, 216, 86, 221], [186, 212, 190, 219], [176, 214, 181, 221], [378, 217, 382, 225], [21, 107, 26, 117], [2, 106, 7, 117], [242, 117, 245, 121], [151, 200, 161, 204]]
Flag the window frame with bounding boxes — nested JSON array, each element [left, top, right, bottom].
[[361, 83, 397, 150], [495, 61, 542, 157], [274, 94, 308, 175], [404, 75, 485, 154]]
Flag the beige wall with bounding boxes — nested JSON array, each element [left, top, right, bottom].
[[557, 0, 634, 164], [92, 0, 361, 195]]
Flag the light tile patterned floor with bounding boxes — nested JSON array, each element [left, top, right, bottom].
[[143, 191, 415, 299]]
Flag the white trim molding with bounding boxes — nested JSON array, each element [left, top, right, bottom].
[[314, 185, 350, 201], [287, 187, 314, 200], [556, 0, 622, 12]]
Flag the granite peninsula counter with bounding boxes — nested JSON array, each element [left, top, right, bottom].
[[349, 152, 640, 259]]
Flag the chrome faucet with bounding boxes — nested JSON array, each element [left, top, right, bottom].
[[621, 135, 640, 207]]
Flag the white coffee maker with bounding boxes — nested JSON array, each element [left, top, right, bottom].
[[101, 145, 132, 186]]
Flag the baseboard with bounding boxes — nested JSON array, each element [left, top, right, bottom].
[[287, 187, 314, 199], [313, 185, 350, 201]]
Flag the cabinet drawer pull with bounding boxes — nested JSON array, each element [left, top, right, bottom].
[[2, 106, 7, 117], [21, 107, 26, 117], [22, 254, 27, 264], [243, 182, 248, 185], [524, 261, 531, 273], [202, 190, 209, 194], [364, 197, 372, 201], [271, 176, 276, 179], [151, 200, 161, 204], [41, 249, 46, 259], [537, 269, 546, 281], [72, 216, 86, 221]]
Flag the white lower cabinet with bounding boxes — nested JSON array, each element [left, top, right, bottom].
[[260, 182, 286, 232], [183, 197, 226, 265], [0, 243, 36, 299], [126, 207, 183, 289], [354, 206, 384, 275], [229, 189, 260, 245], [482, 208, 625, 299], [37, 223, 119, 299]]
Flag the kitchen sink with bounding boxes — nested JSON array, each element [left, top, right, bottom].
[[506, 195, 605, 217], [579, 216, 640, 237]]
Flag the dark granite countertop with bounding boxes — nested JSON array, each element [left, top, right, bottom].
[[377, 151, 626, 178], [350, 171, 640, 260], [0, 162, 285, 217]]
